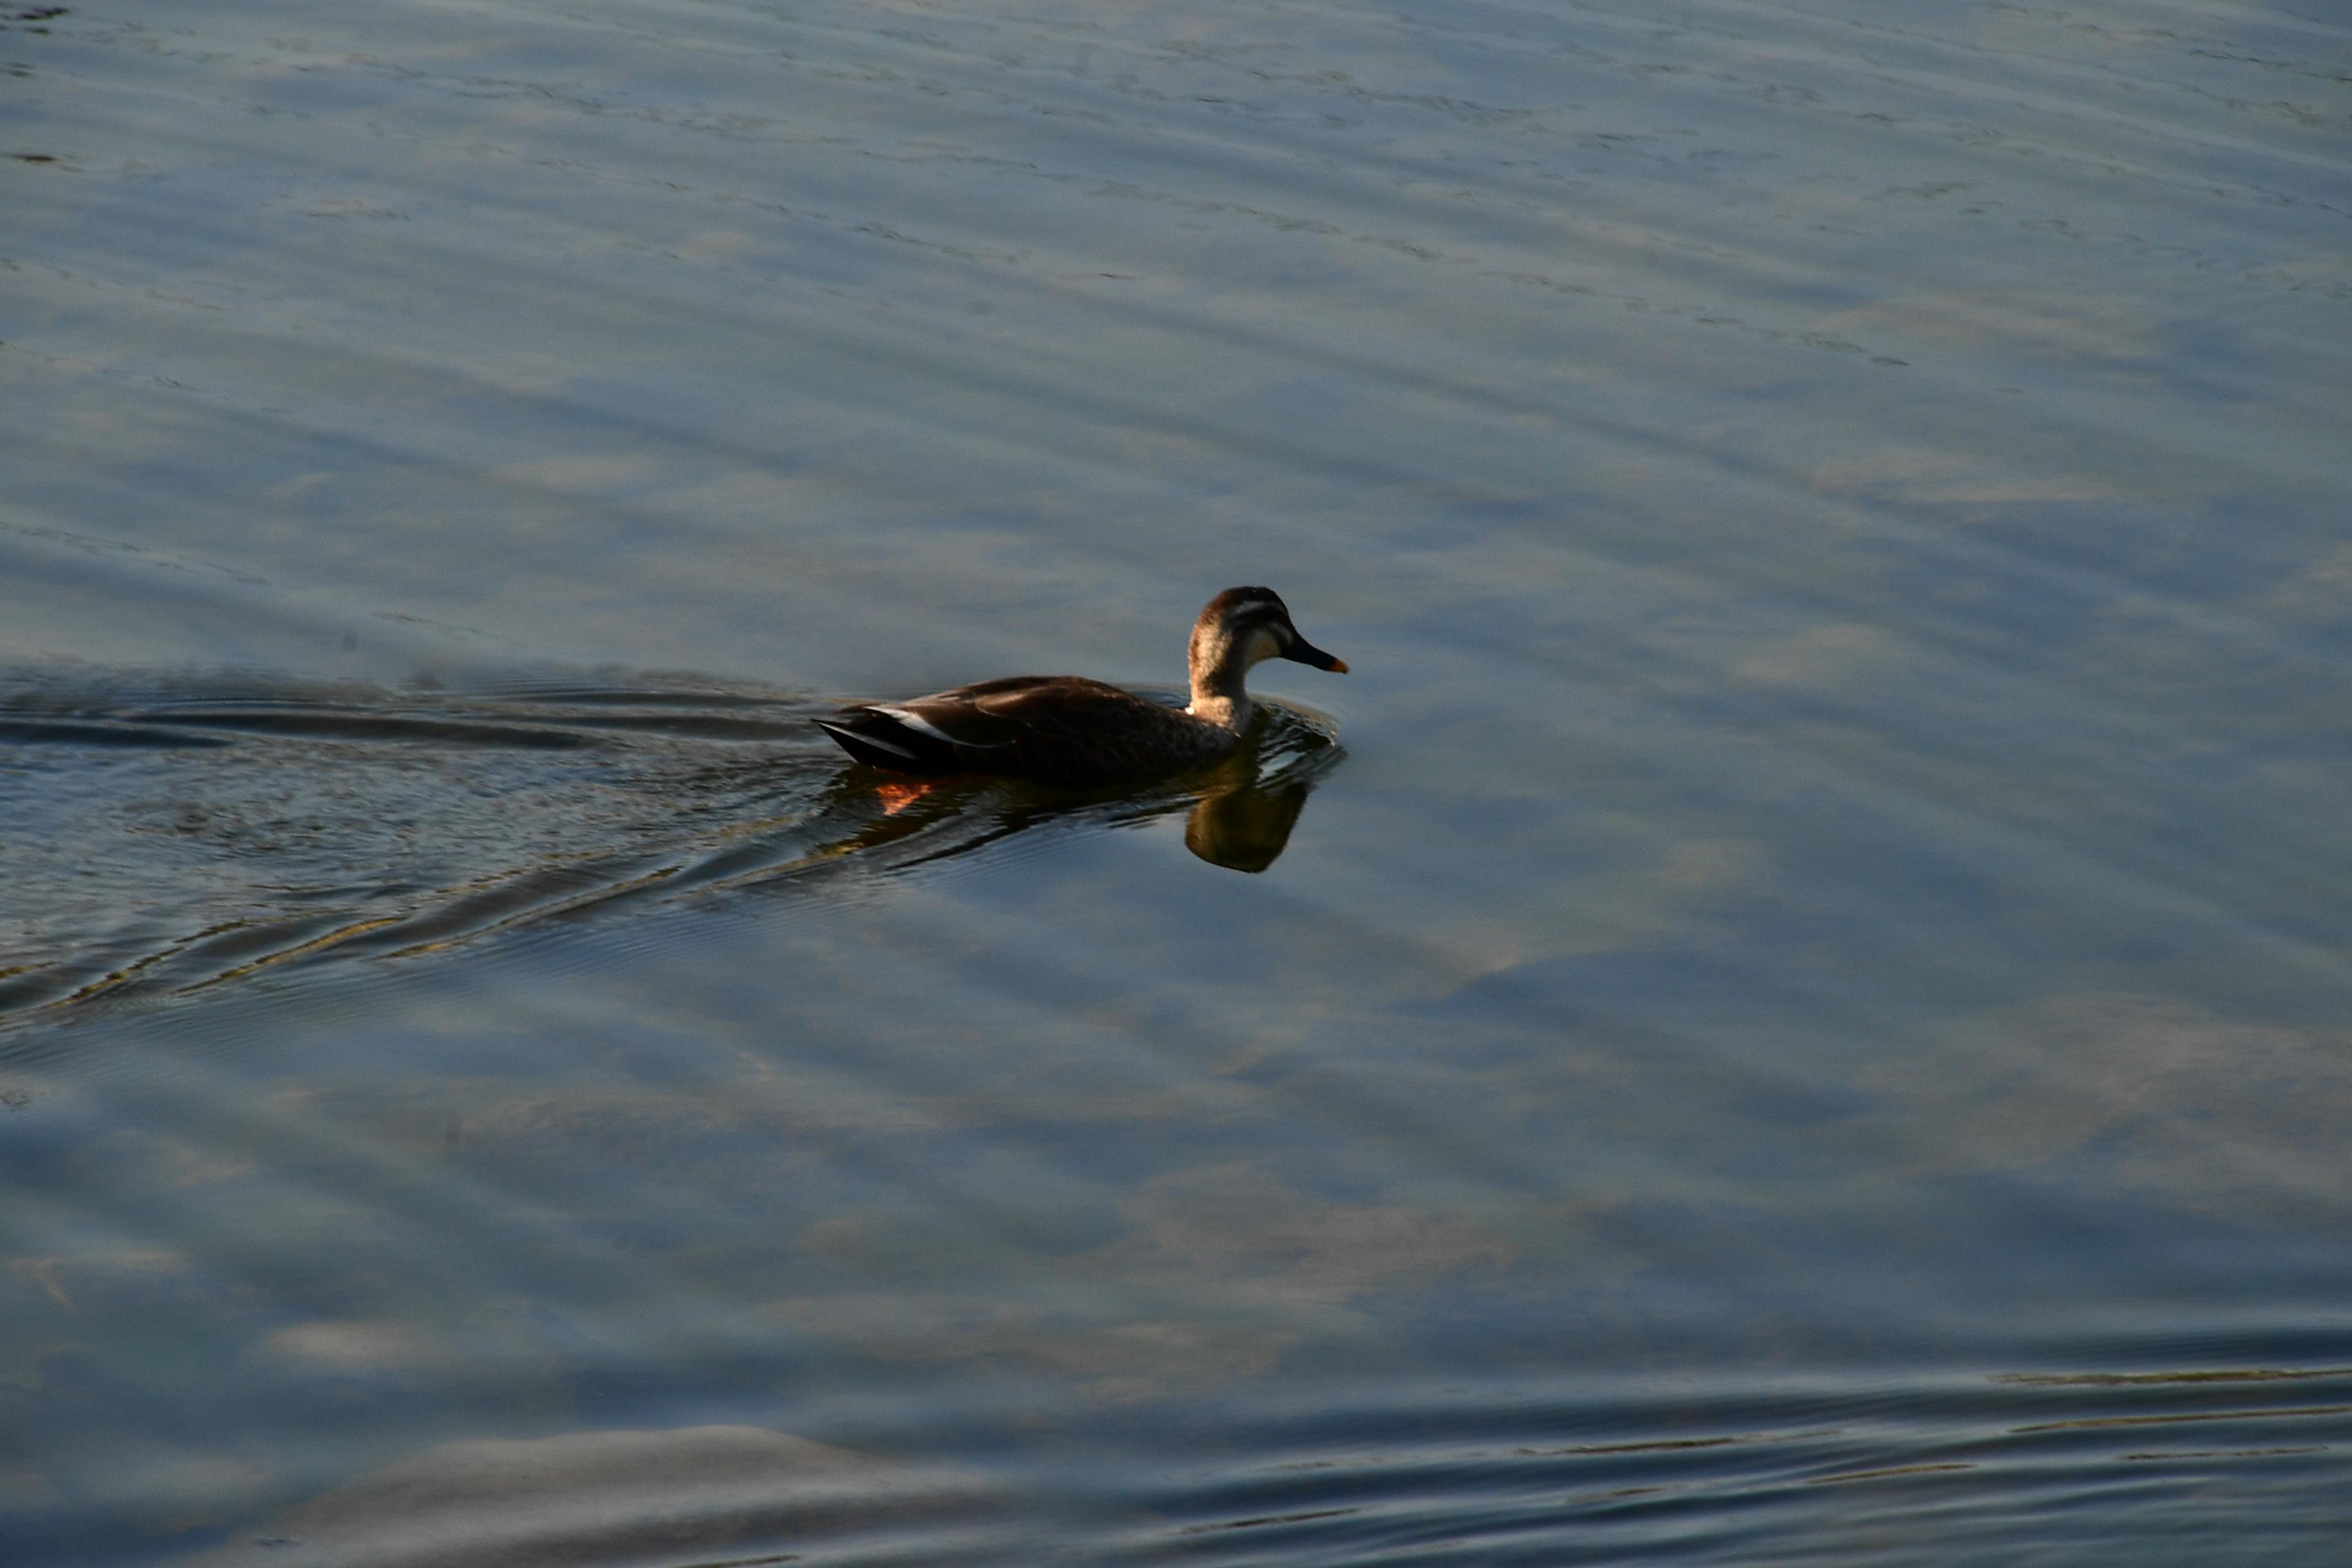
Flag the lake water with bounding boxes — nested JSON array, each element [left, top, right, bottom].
[[5, 0, 2351, 1561]]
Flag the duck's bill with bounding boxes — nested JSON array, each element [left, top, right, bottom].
[[1286, 640, 1349, 673]]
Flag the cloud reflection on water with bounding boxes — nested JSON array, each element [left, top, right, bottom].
[[6, 0, 2352, 1556]]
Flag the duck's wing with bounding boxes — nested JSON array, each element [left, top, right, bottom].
[[816, 677, 1162, 776]]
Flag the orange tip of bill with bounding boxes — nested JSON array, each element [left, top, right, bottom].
[[1329, 658, 1350, 673]]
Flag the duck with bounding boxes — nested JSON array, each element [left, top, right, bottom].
[[815, 587, 1348, 785]]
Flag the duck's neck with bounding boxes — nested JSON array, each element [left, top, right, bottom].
[[1186, 637, 1255, 732], [1188, 686, 1253, 731]]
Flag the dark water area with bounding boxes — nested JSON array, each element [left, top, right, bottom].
[[5, 0, 2351, 1562]]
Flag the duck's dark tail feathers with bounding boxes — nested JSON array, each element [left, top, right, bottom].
[[814, 712, 961, 774]]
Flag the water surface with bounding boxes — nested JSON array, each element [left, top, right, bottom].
[[4, 0, 2351, 1561]]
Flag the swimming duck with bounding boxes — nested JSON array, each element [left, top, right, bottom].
[[816, 587, 1348, 785]]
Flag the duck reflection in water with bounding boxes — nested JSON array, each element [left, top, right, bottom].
[[1179, 750, 1320, 873], [823, 710, 1341, 874]]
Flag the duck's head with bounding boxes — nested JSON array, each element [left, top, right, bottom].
[[1188, 587, 1347, 718]]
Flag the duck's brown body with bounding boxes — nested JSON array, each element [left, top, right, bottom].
[[817, 588, 1346, 785], [818, 675, 1235, 785]]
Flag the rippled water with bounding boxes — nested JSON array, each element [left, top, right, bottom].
[[5, 0, 2351, 1562]]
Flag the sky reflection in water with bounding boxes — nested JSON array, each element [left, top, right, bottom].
[[3, 0, 2351, 1562]]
